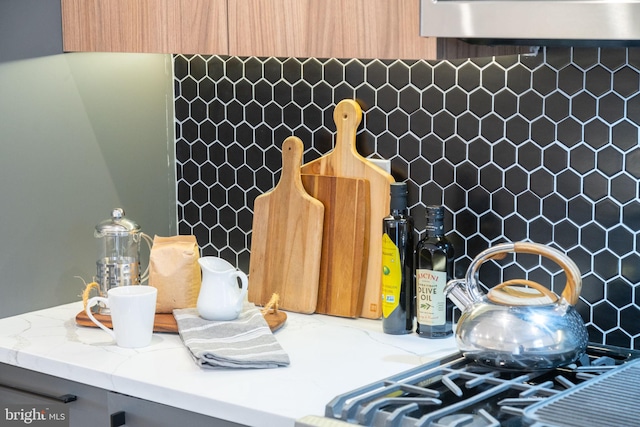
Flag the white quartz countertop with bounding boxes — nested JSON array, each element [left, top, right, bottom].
[[0, 302, 458, 427]]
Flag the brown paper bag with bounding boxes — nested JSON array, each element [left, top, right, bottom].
[[148, 235, 201, 313]]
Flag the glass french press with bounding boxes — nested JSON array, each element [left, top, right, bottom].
[[94, 208, 152, 313]]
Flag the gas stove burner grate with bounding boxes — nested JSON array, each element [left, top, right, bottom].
[[522, 359, 640, 427], [325, 344, 640, 427]]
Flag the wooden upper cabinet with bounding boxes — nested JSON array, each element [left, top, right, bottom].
[[60, 0, 527, 58], [227, 0, 439, 59], [61, 0, 228, 54]]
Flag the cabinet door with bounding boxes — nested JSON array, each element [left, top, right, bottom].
[[228, 0, 438, 59], [0, 364, 109, 427], [61, 0, 227, 54], [107, 392, 243, 427]]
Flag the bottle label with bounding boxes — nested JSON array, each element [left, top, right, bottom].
[[381, 233, 401, 318], [416, 268, 447, 326]]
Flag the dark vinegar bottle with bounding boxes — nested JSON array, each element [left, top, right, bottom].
[[415, 205, 454, 338], [381, 183, 414, 334]]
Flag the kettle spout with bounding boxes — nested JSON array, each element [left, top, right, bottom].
[[445, 279, 475, 311]]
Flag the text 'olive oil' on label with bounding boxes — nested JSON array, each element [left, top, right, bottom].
[[416, 268, 447, 326], [381, 233, 401, 318]]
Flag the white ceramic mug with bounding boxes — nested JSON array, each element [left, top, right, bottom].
[[86, 286, 157, 348]]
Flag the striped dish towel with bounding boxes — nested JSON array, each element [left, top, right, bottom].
[[173, 304, 290, 369]]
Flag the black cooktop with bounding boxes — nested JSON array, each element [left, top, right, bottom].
[[325, 344, 640, 427]]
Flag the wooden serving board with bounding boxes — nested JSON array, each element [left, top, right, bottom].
[[301, 174, 370, 318], [300, 100, 395, 319], [75, 310, 287, 332], [248, 136, 325, 314]]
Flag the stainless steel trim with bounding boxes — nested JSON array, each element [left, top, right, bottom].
[[420, 0, 640, 41]]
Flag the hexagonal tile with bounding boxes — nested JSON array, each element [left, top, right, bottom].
[[613, 66, 640, 98], [572, 47, 600, 71], [456, 160, 478, 190], [433, 110, 456, 140], [529, 217, 553, 243], [557, 117, 582, 147], [503, 213, 527, 241], [545, 48, 572, 71], [481, 63, 506, 94], [174, 53, 640, 347], [530, 168, 554, 197], [516, 191, 540, 220], [409, 109, 432, 138], [457, 113, 480, 142], [580, 274, 605, 305], [621, 252, 640, 283], [409, 61, 432, 90], [532, 65, 558, 96], [479, 211, 501, 240], [468, 88, 493, 118], [626, 92, 640, 126], [432, 158, 454, 188], [542, 194, 567, 223], [592, 300, 619, 331], [443, 183, 465, 212], [457, 61, 481, 92], [481, 114, 505, 143], [433, 61, 456, 90], [504, 165, 528, 195], [567, 196, 593, 225], [444, 86, 468, 117], [554, 219, 579, 249], [585, 65, 612, 97], [557, 64, 583, 95], [505, 115, 529, 145], [580, 221, 607, 254], [599, 92, 625, 124], [544, 92, 570, 123], [399, 86, 421, 114], [492, 89, 517, 119]]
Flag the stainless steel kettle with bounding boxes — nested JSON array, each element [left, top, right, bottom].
[[445, 241, 588, 370]]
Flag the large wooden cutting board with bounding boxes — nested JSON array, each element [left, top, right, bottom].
[[301, 174, 370, 318], [248, 136, 325, 314], [300, 100, 395, 319]]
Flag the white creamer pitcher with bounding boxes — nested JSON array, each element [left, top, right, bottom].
[[196, 257, 249, 321]]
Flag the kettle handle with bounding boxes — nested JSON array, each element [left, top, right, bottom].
[[488, 279, 560, 305], [467, 242, 582, 305]]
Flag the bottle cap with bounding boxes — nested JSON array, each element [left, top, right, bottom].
[[425, 205, 445, 234], [425, 205, 444, 220], [390, 183, 408, 211]]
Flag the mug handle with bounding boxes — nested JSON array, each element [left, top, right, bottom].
[[232, 271, 249, 300], [86, 297, 116, 340]]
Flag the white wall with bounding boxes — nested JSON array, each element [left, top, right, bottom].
[[0, 52, 176, 317]]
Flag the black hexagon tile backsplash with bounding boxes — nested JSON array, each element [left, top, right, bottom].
[[174, 47, 640, 348]]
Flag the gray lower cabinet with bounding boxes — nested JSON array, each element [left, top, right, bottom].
[[0, 364, 242, 427], [107, 392, 242, 427]]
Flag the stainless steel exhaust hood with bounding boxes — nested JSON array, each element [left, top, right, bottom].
[[420, 0, 640, 46]]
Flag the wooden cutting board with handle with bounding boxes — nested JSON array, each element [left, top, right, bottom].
[[300, 174, 370, 318], [300, 100, 395, 319], [248, 136, 325, 314]]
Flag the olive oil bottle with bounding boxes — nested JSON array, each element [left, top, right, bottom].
[[381, 183, 414, 334], [415, 205, 454, 338]]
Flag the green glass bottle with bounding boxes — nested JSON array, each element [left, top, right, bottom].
[[415, 205, 455, 338]]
